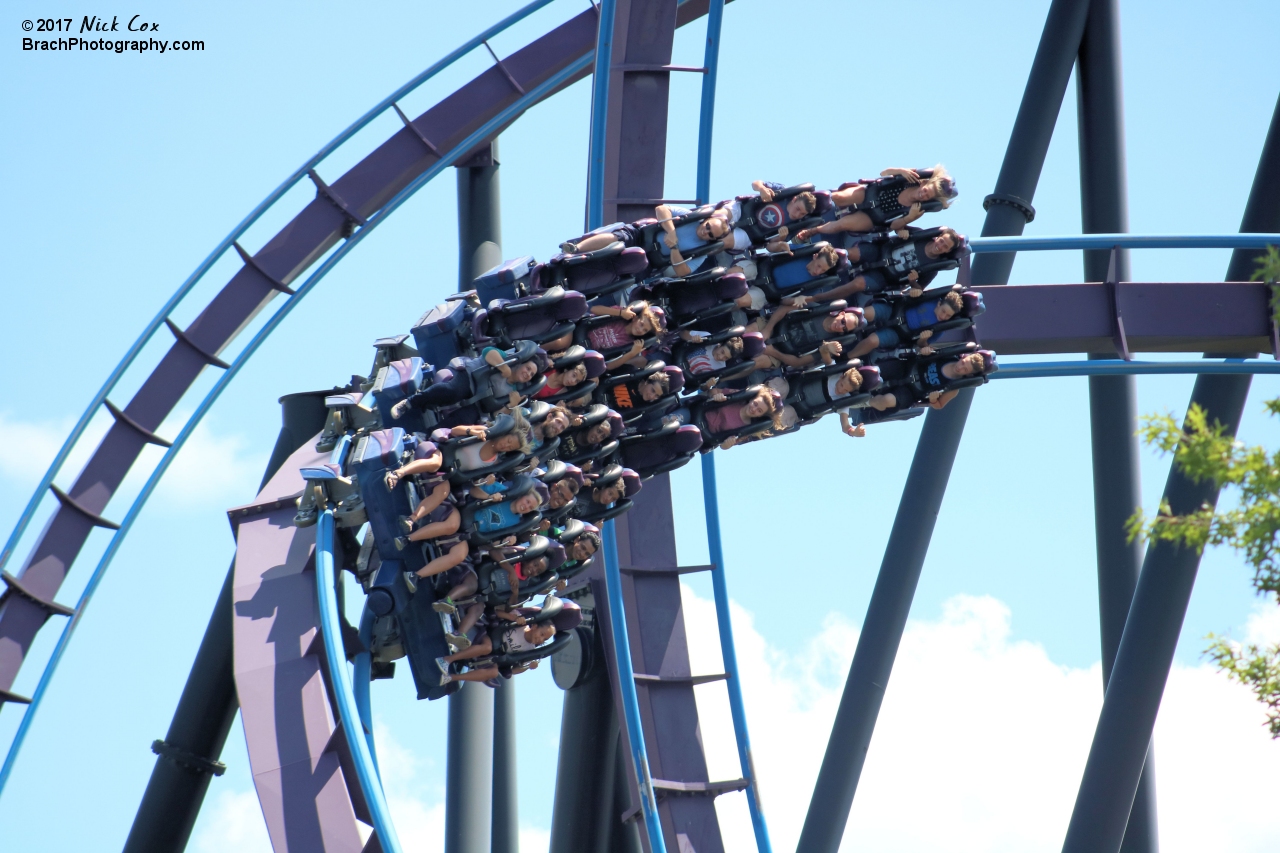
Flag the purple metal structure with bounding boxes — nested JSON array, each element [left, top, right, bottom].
[[231, 437, 369, 852]]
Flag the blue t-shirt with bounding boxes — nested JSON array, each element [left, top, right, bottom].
[[773, 257, 815, 288], [474, 480, 522, 532], [904, 303, 937, 331]]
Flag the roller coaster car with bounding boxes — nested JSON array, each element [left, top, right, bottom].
[[535, 345, 606, 405], [618, 422, 703, 479], [535, 244, 650, 302], [872, 342, 999, 401], [459, 474, 546, 546], [734, 183, 832, 244], [294, 433, 367, 530], [411, 296, 477, 369], [425, 341, 549, 420], [598, 361, 685, 423], [396, 573, 462, 701], [632, 209, 728, 276], [464, 535, 564, 607], [557, 405, 623, 468], [551, 519, 600, 583], [373, 356, 436, 433], [525, 400, 562, 461], [787, 362, 884, 421], [315, 390, 381, 452], [692, 385, 780, 449], [575, 463, 640, 523], [570, 313, 660, 363], [474, 255, 538, 303], [537, 459, 585, 524], [370, 333, 420, 378], [751, 242, 849, 303], [637, 268, 747, 327], [672, 328, 764, 386], [465, 596, 582, 677], [473, 287, 590, 349], [349, 427, 426, 574], [434, 413, 529, 485]]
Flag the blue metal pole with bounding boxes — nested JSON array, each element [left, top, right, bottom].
[[969, 232, 1280, 253], [586, 0, 618, 231], [700, 452, 772, 853], [601, 521, 666, 853], [355, 604, 380, 774], [316, 511, 403, 853], [694, 0, 725, 206], [990, 359, 1280, 379]]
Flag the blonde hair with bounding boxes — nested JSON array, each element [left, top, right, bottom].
[[510, 408, 536, 455], [921, 164, 956, 209]]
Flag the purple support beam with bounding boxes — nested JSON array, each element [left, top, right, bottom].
[[971, 280, 1270, 355], [231, 438, 366, 853]]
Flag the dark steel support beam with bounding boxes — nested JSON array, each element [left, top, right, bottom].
[[796, 2, 1093, 850], [123, 390, 330, 853], [493, 677, 519, 853], [445, 135, 502, 853], [1076, 2, 1159, 851], [446, 683, 494, 853], [1061, 90, 1280, 853], [550, 627, 625, 853], [457, 139, 502, 289]]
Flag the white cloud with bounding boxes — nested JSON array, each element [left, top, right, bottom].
[[0, 408, 267, 513], [682, 588, 1280, 853], [189, 592, 1280, 853], [1243, 597, 1280, 646], [191, 789, 273, 853]]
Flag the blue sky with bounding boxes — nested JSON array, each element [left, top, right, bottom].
[[2, 1, 1280, 851]]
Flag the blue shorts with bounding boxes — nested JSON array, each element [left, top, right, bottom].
[[872, 327, 903, 348]]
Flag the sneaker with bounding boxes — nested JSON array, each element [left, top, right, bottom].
[[439, 672, 452, 686], [432, 597, 456, 615], [394, 536, 408, 551], [398, 515, 414, 534], [436, 656, 450, 675], [445, 633, 471, 652], [403, 571, 418, 594], [559, 240, 578, 254]]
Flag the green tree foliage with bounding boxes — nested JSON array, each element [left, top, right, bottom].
[[1127, 247, 1280, 738]]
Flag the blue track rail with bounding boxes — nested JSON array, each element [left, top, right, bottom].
[[969, 233, 1280, 253], [316, 511, 402, 853], [0, 18, 593, 796], [992, 358, 1280, 379], [587, 2, 667, 849], [692, 2, 773, 852]]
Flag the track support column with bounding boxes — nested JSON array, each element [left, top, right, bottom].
[[1076, 2, 1159, 851], [1061, 92, 1280, 853], [796, 2, 1093, 850], [446, 138, 504, 853]]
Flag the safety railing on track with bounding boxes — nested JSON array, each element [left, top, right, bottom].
[[316, 510, 403, 853], [0, 12, 595, 794]]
